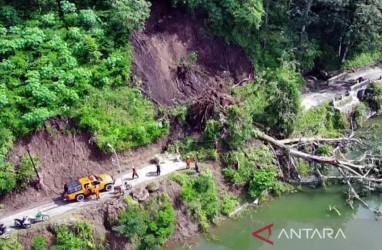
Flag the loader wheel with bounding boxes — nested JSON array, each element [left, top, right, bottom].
[[124, 182, 132, 190], [105, 184, 113, 191], [76, 194, 85, 202]]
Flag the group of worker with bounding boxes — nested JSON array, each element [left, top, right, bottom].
[[130, 155, 200, 180]]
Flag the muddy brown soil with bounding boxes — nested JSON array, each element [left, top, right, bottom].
[[132, 0, 254, 105], [1, 119, 168, 213]]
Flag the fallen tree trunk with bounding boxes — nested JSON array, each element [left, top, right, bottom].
[[253, 129, 382, 214], [278, 137, 360, 144], [255, 130, 366, 172]]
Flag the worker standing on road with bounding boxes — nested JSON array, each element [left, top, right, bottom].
[[156, 163, 161, 176], [186, 156, 192, 169], [94, 183, 100, 200], [195, 161, 200, 173], [85, 184, 92, 197], [132, 167, 139, 179]]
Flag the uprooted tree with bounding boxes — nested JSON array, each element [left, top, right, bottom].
[[188, 84, 382, 216], [254, 129, 382, 216]]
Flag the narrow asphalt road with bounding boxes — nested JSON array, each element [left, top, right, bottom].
[[0, 157, 185, 233], [302, 64, 382, 110]]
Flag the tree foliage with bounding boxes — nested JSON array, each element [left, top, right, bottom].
[[113, 194, 176, 250], [172, 170, 238, 232]]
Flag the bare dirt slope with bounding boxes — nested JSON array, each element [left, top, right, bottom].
[[132, 0, 254, 105], [1, 119, 168, 212]]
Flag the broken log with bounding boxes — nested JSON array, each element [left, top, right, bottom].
[[255, 130, 366, 171]]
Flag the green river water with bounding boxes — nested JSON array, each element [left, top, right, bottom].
[[169, 116, 382, 250]]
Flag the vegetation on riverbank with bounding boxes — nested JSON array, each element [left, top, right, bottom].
[[171, 170, 238, 232], [371, 82, 382, 113], [113, 194, 175, 250], [0, 221, 103, 250]]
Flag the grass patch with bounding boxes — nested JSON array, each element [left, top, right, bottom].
[[343, 52, 382, 70], [293, 102, 349, 137]]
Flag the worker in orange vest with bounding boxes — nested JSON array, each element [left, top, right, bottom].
[[186, 156, 192, 169], [93, 181, 100, 200]]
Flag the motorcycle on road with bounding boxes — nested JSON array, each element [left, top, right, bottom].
[[0, 223, 8, 235], [28, 211, 50, 224], [14, 216, 31, 229]]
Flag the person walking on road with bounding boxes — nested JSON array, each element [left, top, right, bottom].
[[156, 163, 161, 176], [186, 156, 192, 169], [132, 167, 139, 179]]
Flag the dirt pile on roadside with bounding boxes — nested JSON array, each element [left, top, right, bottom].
[[132, 0, 254, 105]]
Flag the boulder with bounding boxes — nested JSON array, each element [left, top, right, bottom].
[[146, 182, 160, 193], [131, 187, 149, 202]]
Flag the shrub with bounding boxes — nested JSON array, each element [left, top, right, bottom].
[[32, 235, 47, 250], [371, 82, 382, 112], [343, 52, 382, 70], [0, 5, 21, 27], [50, 222, 96, 250], [113, 194, 175, 250], [272, 181, 296, 197], [296, 159, 312, 176], [316, 144, 332, 156], [15, 154, 39, 188], [0, 238, 22, 250], [248, 168, 277, 199], [79, 9, 98, 29], [0, 162, 16, 195], [223, 146, 275, 186], [172, 106, 188, 124], [76, 87, 168, 151], [220, 194, 238, 216], [174, 171, 223, 232], [40, 13, 56, 27], [293, 103, 348, 137], [188, 51, 198, 62]]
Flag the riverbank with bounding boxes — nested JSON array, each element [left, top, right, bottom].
[[169, 185, 382, 250], [167, 115, 382, 250]]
